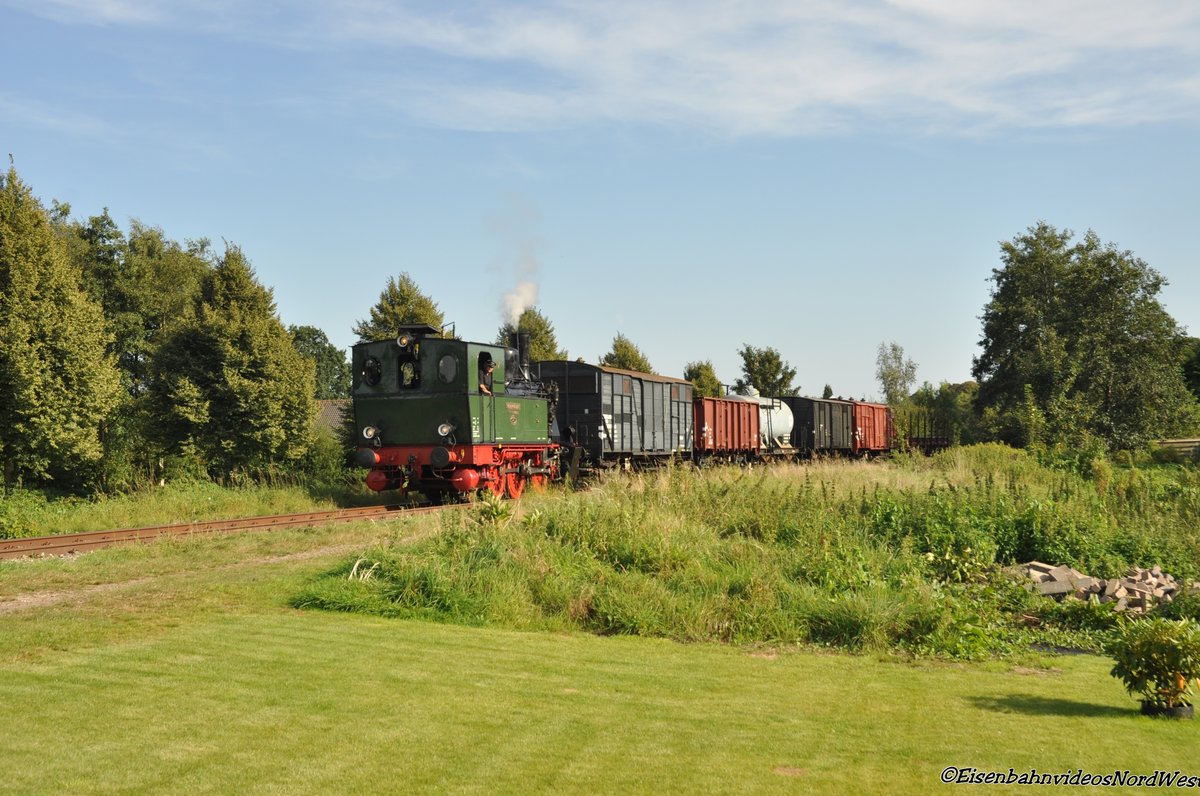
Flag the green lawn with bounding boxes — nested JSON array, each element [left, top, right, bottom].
[[2, 518, 1197, 795]]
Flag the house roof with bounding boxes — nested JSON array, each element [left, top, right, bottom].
[[315, 399, 351, 434]]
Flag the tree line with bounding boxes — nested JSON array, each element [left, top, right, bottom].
[[1, 167, 339, 491], [889, 223, 1200, 451], [3, 164, 1197, 493]]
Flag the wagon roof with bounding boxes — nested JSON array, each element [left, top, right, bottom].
[[534, 360, 692, 386]]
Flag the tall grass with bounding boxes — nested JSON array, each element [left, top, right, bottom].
[[295, 446, 1200, 657]]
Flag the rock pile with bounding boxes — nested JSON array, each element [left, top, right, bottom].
[[1019, 561, 1200, 614]]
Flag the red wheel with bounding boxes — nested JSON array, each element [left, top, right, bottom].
[[481, 466, 504, 497], [504, 470, 526, 499]]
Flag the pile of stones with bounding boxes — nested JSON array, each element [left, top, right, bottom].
[[1018, 561, 1200, 614]]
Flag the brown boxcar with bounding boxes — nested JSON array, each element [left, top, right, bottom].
[[693, 396, 760, 458], [851, 400, 894, 455]]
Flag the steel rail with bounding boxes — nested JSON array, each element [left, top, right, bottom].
[[1157, 438, 1200, 458], [0, 503, 450, 560]]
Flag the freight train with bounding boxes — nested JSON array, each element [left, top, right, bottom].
[[352, 325, 895, 499]]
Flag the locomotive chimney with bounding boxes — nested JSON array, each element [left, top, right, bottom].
[[517, 332, 532, 376]]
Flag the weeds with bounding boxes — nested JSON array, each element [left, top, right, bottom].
[[348, 558, 380, 582], [292, 446, 1200, 658]]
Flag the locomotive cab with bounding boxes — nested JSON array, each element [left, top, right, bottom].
[[352, 325, 557, 499]]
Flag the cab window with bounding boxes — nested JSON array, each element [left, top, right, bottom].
[[362, 356, 382, 387], [438, 354, 458, 384], [398, 345, 421, 390]]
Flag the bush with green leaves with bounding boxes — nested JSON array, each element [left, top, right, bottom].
[[1107, 617, 1200, 709], [1159, 591, 1200, 623], [0, 489, 51, 539]]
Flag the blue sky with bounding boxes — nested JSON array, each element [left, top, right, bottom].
[[3, 0, 1198, 399]]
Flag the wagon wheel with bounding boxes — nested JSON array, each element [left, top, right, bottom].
[[480, 466, 504, 497], [504, 469, 527, 499]]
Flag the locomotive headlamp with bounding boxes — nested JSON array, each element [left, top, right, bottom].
[[397, 334, 412, 349], [437, 422, 455, 437], [362, 425, 379, 440]]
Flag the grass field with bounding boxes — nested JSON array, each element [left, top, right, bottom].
[[2, 506, 1197, 795]]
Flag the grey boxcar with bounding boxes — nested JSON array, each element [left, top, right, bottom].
[[533, 361, 693, 466], [780, 396, 854, 455]]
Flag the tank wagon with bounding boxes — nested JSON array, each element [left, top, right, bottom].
[[352, 326, 558, 499], [727, 389, 795, 457]]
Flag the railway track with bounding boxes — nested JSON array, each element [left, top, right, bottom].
[[1157, 438, 1200, 460], [0, 503, 451, 561]]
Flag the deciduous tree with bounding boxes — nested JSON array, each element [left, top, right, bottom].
[[46, 206, 213, 488], [353, 273, 444, 341], [54, 214, 209, 398], [600, 333, 654, 373], [973, 223, 1198, 449], [684, 360, 722, 398], [117, 223, 209, 395], [733, 345, 797, 396], [903, 380, 980, 445], [876, 341, 918, 406], [290, 325, 350, 399], [1181, 337, 1200, 402]]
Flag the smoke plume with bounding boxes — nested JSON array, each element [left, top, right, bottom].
[[492, 197, 542, 328], [503, 279, 539, 327]]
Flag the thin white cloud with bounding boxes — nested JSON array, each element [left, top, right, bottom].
[[7, 0, 1200, 135], [3, 0, 167, 25], [0, 91, 113, 137]]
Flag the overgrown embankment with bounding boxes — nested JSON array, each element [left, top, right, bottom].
[[294, 445, 1200, 658]]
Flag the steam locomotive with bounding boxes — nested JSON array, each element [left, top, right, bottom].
[[352, 325, 894, 499]]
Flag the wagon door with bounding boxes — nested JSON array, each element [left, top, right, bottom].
[[671, 384, 691, 452], [601, 372, 632, 454], [643, 380, 664, 452], [628, 376, 644, 454]]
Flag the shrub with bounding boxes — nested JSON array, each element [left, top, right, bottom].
[[0, 489, 51, 539], [296, 427, 354, 489], [1150, 445, 1183, 465], [1159, 591, 1200, 623], [803, 586, 947, 652], [1045, 596, 1122, 634], [1087, 455, 1113, 495], [1107, 617, 1200, 709]]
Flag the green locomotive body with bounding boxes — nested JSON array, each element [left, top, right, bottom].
[[352, 325, 558, 499]]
